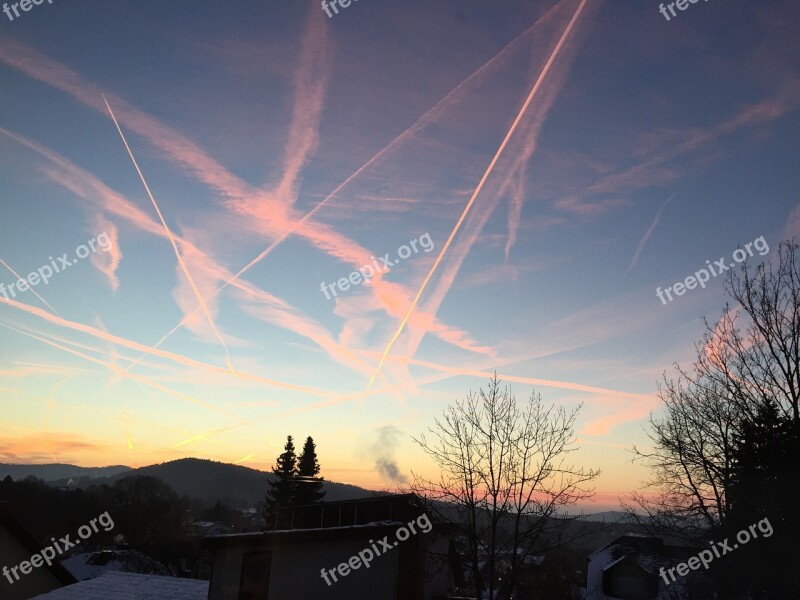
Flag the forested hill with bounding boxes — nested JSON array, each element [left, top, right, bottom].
[[0, 463, 131, 482], [2, 458, 376, 507]]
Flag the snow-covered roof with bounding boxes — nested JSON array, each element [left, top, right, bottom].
[[587, 532, 660, 558], [61, 551, 122, 581], [602, 552, 661, 576], [207, 519, 404, 540], [61, 549, 167, 581], [31, 571, 208, 599]]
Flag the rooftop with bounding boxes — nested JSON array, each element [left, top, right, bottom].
[[32, 571, 208, 600]]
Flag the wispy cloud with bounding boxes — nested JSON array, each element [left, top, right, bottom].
[[89, 214, 122, 290], [0, 297, 335, 397], [0, 432, 114, 463]]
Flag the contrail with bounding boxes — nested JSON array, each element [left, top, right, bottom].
[[214, 1, 565, 284], [114, 12, 559, 374], [173, 432, 223, 449], [367, 0, 594, 388], [101, 94, 237, 375], [0, 294, 331, 396], [105, 8, 570, 388], [0, 258, 57, 313], [226, 5, 553, 283], [0, 322, 243, 419], [626, 191, 676, 273], [168, 339, 654, 446]]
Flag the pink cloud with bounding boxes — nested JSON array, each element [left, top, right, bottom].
[[89, 214, 122, 291]]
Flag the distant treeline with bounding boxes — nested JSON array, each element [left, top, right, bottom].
[[0, 474, 213, 568]]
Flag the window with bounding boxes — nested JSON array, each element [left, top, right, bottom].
[[602, 561, 658, 600], [239, 551, 271, 600]]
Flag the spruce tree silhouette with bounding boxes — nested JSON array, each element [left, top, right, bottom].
[[295, 436, 325, 506]]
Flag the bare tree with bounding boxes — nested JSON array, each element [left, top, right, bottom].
[[627, 240, 800, 598], [411, 374, 599, 599], [719, 240, 800, 425], [626, 374, 738, 540], [627, 241, 800, 536]]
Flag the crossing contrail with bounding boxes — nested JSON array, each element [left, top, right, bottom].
[[0, 258, 57, 313], [102, 94, 237, 375], [367, 0, 594, 388]]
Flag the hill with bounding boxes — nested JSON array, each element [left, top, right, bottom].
[[3, 459, 375, 508], [577, 511, 632, 523], [0, 463, 131, 482], [117, 458, 372, 506]]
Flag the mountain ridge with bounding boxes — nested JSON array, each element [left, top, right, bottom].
[[0, 458, 375, 507], [0, 463, 132, 481]]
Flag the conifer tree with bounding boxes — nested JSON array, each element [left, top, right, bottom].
[[265, 435, 297, 518], [295, 436, 326, 505]]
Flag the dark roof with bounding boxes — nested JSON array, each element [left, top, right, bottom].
[[203, 521, 410, 549], [589, 532, 664, 557], [0, 502, 77, 586], [590, 533, 700, 576], [204, 493, 437, 549], [270, 493, 426, 531]]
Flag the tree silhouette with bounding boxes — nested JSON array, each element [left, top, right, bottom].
[[295, 436, 325, 506], [721, 399, 800, 598], [627, 240, 800, 598], [412, 374, 599, 599], [265, 436, 297, 520], [111, 475, 186, 548]]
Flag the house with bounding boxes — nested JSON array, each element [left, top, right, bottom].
[[204, 493, 455, 599], [31, 571, 208, 599], [585, 533, 700, 600], [61, 548, 169, 581], [193, 521, 232, 537], [0, 502, 76, 600]]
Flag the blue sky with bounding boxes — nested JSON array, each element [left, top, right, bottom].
[[1, 0, 798, 510]]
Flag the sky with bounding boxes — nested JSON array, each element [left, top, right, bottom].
[[1, 0, 799, 512]]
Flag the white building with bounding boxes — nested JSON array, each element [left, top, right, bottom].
[[585, 533, 700, 600]]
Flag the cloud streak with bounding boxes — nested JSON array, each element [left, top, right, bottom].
[[89, 214, 122, 291], [367, 0, 595, 387], [102, 94, 237, 374], [626, 192, 676, 273]]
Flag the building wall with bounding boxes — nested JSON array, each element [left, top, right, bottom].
[[585, 548, 613, 600], [420, 535, 452, 598], [0, 525, 65, 600], [607, 562, 656, 600], [210, 538, 400, 600], [585, 551, 685, 600]]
